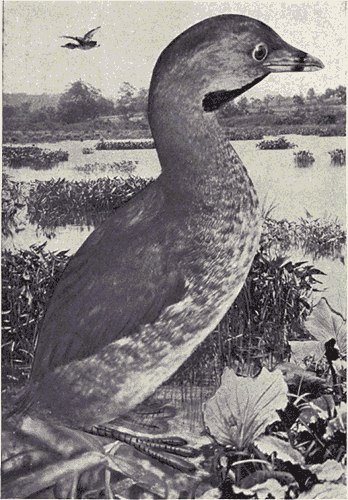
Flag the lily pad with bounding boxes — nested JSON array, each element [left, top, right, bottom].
[[203, 368, 288, 449]]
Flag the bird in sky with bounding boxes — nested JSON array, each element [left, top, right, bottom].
[[3, 14, 323, 498], [61, 26, 101, 50]]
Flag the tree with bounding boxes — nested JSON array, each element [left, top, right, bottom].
[[263, 95, 274, 108], [293, 94, 305, 107], [306, 88, 316, 100], [323, 88, 335, 100], [274, 94, 284, 107], [335, 85, 346, 104], [134, 87, 149, 114], [3, 105, 16, 120], [237, 96, 249, 114], [114, 82, 140, 122], [56, 81, 115, 124]]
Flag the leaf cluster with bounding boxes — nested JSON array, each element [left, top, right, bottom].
[[3, 146, 69, 169], [328, 148, 346, 166], [293, 150, 315, 168], [261, 216, 346, 259], [26, 176, 151, 229], [256, 137, 297, 150], [2, 243, 69, 386], [95, 139, 155, 150]]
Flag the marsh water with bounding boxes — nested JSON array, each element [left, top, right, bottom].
[[3, 135, 346, 314]]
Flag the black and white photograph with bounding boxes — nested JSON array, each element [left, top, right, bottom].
[[2, 1, 346, 498]]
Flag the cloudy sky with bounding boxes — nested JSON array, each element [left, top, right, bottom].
[[3, 0, 346, 100]]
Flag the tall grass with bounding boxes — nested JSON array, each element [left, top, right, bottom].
[[2, 243, 69, 386], [169, 251, 325, 386], [261, 216, 345, 259], [2, 174, 29, 237]]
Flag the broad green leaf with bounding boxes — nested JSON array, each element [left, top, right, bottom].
[[298, 482, 347, 499], [305, 298, 346, 356], [325, 402, 347, 437], [235, 478, 288, 499], [199, 487, 221, 498], [203, 368, 288, 449], [254, 435, 304, 465], [289, 340, 324, 365], [309, 460, 345, 482]]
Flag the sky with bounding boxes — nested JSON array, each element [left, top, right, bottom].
[[2, 0, 346, 101]]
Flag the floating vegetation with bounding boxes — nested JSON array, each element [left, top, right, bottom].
[[3, 146, 69, 169], [25, 176, 152, 229], [228, 129, 264, 140], [74, 160, 138, 174], [293, 150, 315, 168], [96, 139, 155, 150], [256, 137, 297, 150], [328, 148, 346, 166], [82, 147, 94, 154], [318, 125, 346, 137]]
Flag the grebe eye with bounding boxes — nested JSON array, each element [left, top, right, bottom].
[[252, 43, 268, 62]]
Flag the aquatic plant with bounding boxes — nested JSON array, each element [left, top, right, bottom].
[[81, 147, 94, 154], [2, 174, 28, 237], [256, 137, 297, 150], [261, 216, 346, 259], [328, 148, 346, 166], [228, 129, 264, 140], [96, 139, 155, 150], [2, 243, 69, 386], [293, 150, 315, 168], [26, 176, 151, 229], [74, 160, 138, 174], [3, 146, 69, 169]]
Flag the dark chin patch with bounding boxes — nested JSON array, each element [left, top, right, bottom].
[[291, 54, 306, 72], [203, 73, 269, 112]]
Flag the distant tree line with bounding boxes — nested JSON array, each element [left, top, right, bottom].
[[218, 84, 346, 129], [3, 81, 148, 130], [3, 81, 346, 132], [219, 85, 346, 117]]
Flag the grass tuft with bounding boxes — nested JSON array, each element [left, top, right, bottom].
[[328, 148, 346, 166], [293, 150, 315, 168]]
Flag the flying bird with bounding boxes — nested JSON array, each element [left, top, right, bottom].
[[3, 14, 324, 498], [61, 26, 101, 50]]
